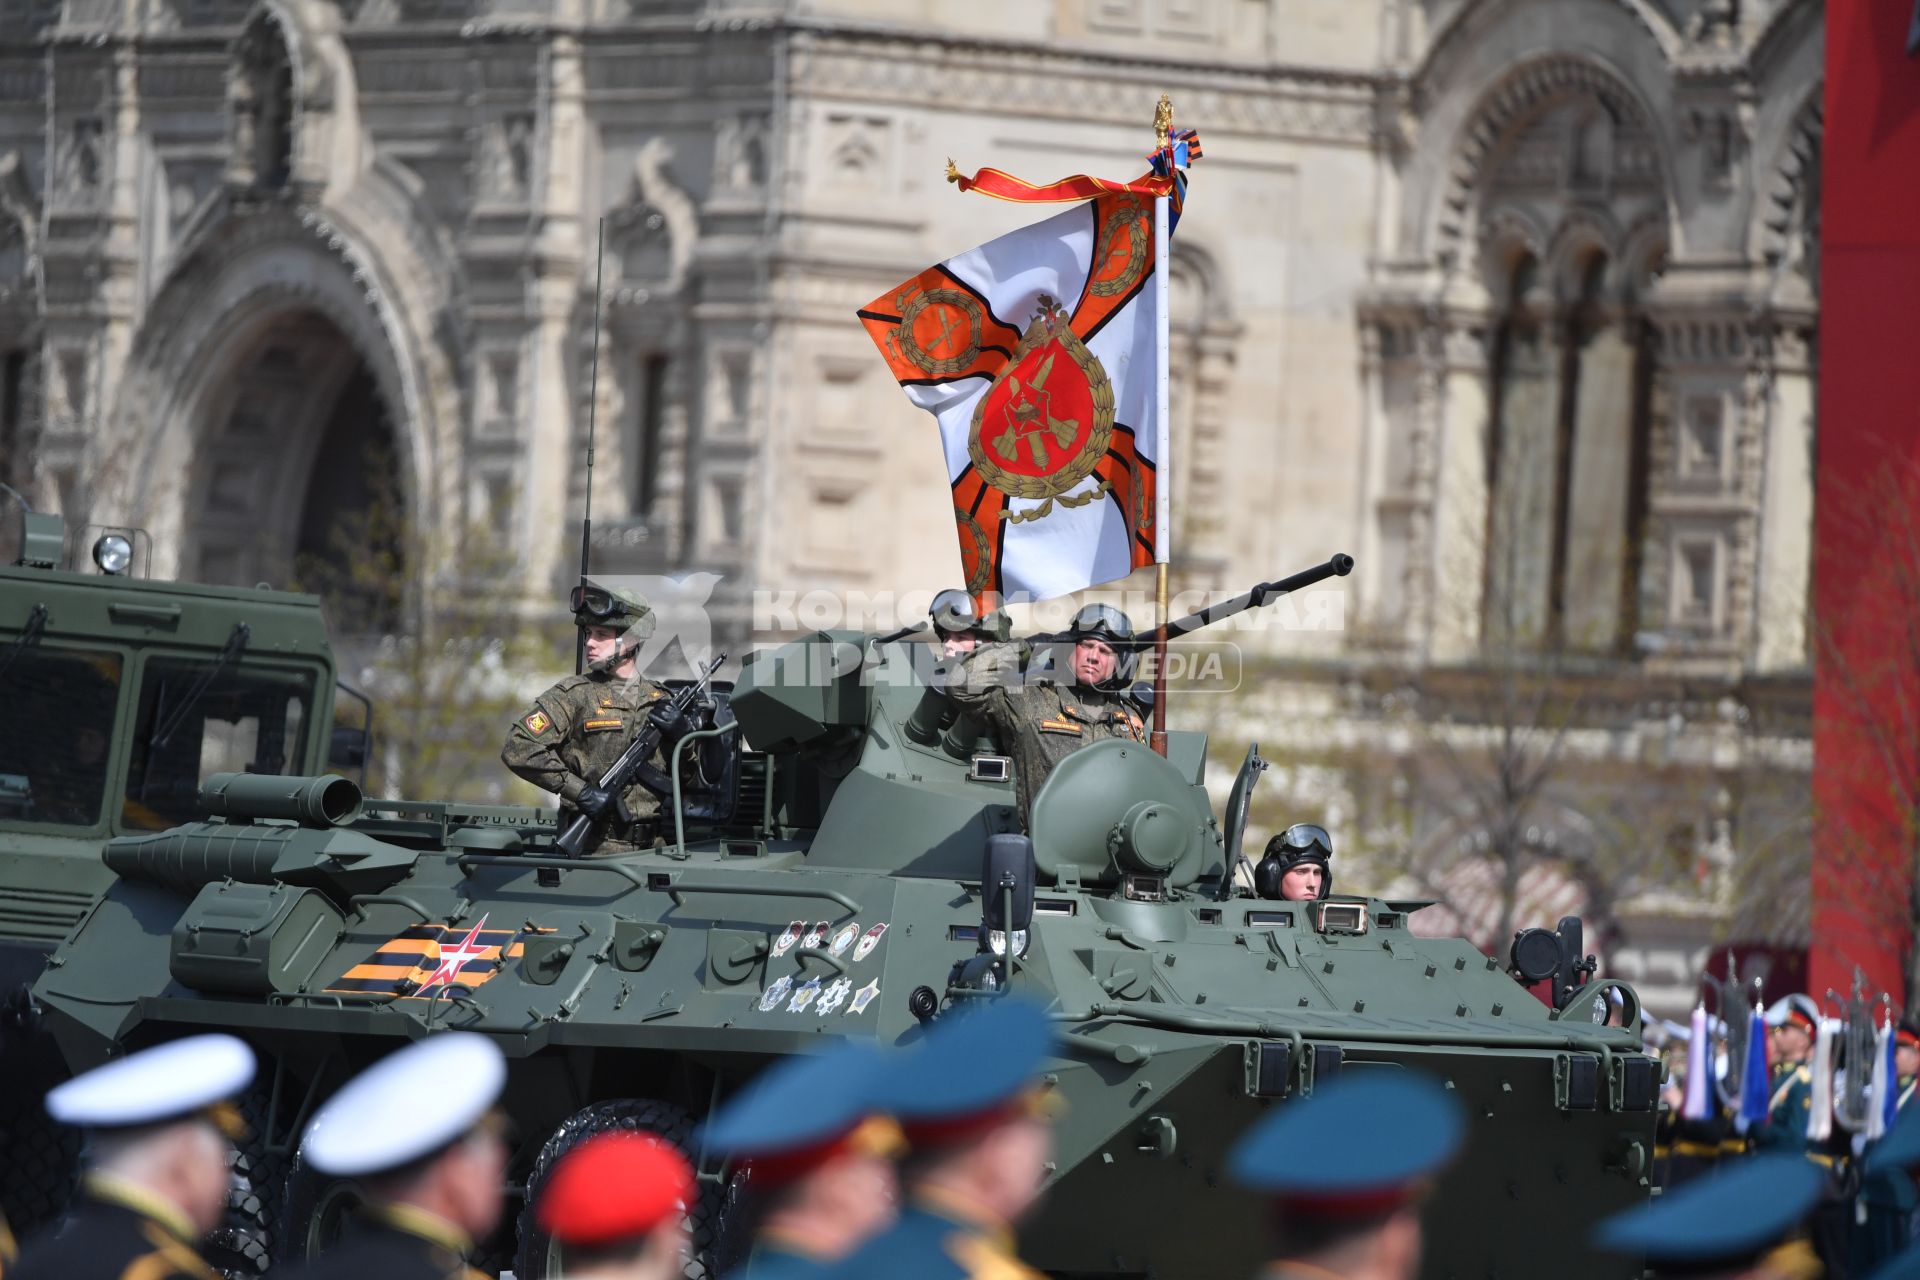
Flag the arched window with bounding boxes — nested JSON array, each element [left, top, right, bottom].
[[1477, 89, 1665, 656]]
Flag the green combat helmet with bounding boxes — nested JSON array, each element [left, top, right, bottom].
[[929, 588, 1011, 645], [570, 583, 656, 667]]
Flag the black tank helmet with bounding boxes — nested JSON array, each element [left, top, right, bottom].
[[1253, 823, 1334, 900], [1065, 603, 1138, 688], [930, 588, 1011, 644], [1067, 603, 1134, 646]]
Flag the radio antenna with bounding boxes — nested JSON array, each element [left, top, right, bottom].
[[576, 218, 606, 676]]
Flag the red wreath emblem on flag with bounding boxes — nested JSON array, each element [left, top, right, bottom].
[[968, 296, 1114, 523]]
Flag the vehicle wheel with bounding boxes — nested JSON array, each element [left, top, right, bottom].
[[512, 1098, 728, 1280], [0, 984, 80, 1236], [203, 1136, 275, 1278], [0, 1092, 79, 1236], [277, 1149, 366, 1266]]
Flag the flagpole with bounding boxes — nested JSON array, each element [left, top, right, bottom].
[[1150, 97, 1173, 758]]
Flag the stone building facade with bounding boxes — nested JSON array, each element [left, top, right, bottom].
[[0, 0, 1824, 1012]]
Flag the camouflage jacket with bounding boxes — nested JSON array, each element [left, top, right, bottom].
[[947, 639, 1146, 827], [501, 668, 670, 845]]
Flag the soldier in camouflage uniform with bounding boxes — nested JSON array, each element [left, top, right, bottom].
[[947, 603, 1146, 829], [502, 585, 685, 853]]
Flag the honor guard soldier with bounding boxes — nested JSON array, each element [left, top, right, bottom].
[[833, 998, 1059, 1280], [12, 1034, 255, 1280], [1252, 823, 1336, 901], [700, 1040, 903, 1279], [947, 604, 1146, 828], [1593, 1152, 1824, 1279], [1754, 995, 1819, 1156], [1859, 1085, 1920, 1274], [503, 584, 687, 853], [282, 1033, 508, 1280], [533, 1133, 694, 1280], [1227, 1072, 1463, 1280]]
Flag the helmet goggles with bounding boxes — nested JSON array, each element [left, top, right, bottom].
[[570, 584, 625, 623], [1277, 823, 1332, 861]]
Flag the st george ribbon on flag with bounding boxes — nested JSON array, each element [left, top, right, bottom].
[[858, 125, 1199, 603]]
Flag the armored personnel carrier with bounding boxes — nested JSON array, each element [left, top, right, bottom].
[[30, 585, 1657, 1278], [0, 498, 364, 1248]]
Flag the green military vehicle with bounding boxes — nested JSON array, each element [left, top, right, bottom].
[[26, 558, 1657, 1279], [0, 497, 366, 1252]]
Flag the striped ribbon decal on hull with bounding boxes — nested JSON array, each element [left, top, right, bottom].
[[324, 924, 527, 998]]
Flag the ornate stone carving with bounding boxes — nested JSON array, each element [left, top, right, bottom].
[[0, 151, 40, 298], [476, 113, 534, 202], [610, 137, 696, 294], [716, 112, 770, 193], [52, 118, 105, 207], [227, 14, 295, 193], [1437, 56, 1659, 255], [791, 34, 1374, 145]]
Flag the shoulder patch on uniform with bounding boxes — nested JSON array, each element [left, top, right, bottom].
[[524, 710, 552, 736]]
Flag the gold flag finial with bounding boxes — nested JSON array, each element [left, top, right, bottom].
[[945, 158, 962, 184], [1153, 94, 1173, 147]]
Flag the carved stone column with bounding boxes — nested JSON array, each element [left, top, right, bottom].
[[520, 31, 585, 595], [1752, 317, 1816, 672], [1485, 289, 1561, 651], [1426, 310, 1492, 662], [1561, 302, 1637, 650]]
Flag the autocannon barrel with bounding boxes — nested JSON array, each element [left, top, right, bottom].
[[199, 773, 364, 828]]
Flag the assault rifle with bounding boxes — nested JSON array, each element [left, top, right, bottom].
[[554, 653, 727, 858]]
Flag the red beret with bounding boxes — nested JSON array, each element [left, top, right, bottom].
[[535, 1133, 693, 1247]]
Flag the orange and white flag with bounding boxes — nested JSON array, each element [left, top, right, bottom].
[[858, 186, 1178, 602]]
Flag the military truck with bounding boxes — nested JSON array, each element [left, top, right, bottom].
[[0, 496, 366, 1254], [29, 602, 1657, 1278]]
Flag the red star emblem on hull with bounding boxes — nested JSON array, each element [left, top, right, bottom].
[[419, 915, 492, 991]]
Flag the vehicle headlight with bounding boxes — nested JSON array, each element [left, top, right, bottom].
[[986, 928, 1030, 958], [92, 533, 132, 575]]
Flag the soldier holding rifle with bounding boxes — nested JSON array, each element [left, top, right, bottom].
[[503, 584, 694, 854]]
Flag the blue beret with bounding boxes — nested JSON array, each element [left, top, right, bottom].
[[1873, 1237, 1920, 1280], [882, 996, 1055, 1123], [700, 1040, 892, 1158], [1228, 1072, 1463, 1204], [1870, 1097, 1920, 1174], [1592, 1153, 1822, 1264]]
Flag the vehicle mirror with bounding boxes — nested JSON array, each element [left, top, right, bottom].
[[1553, 916, 1596, 1010], [329, 726, 370, 769], [981, 832, 1036, 945], [1510, 928, 1560, 984]]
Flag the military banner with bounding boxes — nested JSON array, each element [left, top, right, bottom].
[[857, 121, 1199, 603]]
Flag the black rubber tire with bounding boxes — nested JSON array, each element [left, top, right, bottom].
[[277, 1148, 367, 1266], [0, 980, 79, 1236], [203, 1137, 275, 1278], [512, 1098, 724, 1280], [0, 1092, 78, 1236]]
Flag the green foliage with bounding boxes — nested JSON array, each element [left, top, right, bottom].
[[293, 469, 557, 804]]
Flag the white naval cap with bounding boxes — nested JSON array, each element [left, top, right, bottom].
[[302, 1032, 507, 1177], [46, 1034, 255, 1130]]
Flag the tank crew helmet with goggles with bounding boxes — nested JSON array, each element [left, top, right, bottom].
[[1255, 823, 1334, 900], [1067, 603, 1135, 647], [930, 588, 1011, 645], [1064, 603, 1138, 688]]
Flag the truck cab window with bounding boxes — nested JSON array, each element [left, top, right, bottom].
[[0, 647, 123, 827], [122, 660, 316, 831]]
